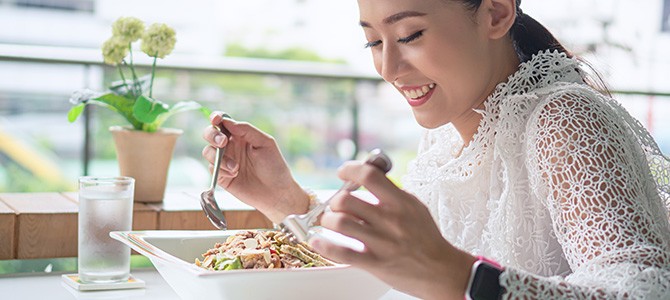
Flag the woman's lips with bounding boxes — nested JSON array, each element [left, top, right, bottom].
[[401, 83, 436, 107]]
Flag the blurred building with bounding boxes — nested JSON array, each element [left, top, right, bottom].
[[0, 0, 669, 192]]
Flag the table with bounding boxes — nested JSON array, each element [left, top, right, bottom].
[[0, 189, 420, 299], [0, 189, 274, 260], [0, 268, 418, 299]]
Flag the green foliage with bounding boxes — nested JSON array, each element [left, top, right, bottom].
[[286, 125, 316, 157], [67, 103, 85, 122], [225, 43, 346, 64], [193, 73, 278, 96], [0, 256, 154, 275], [0, 258, 76, 275], [68, 17, 210, 133], [248, 116, 278, 137], [68, 88, 210, 133], [0, 164, 71, 193], [133, 95, 169, 123]]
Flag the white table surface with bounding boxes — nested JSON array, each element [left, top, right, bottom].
[[0, 268, 419, 300]]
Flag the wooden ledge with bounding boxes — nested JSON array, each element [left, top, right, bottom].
[[0, 190, 272, 260]]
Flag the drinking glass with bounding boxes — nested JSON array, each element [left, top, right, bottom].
[[78, 176, 134, 283]]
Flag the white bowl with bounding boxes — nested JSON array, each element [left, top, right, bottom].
[[111, 230, 390, 300]]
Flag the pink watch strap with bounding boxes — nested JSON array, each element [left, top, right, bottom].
[[476, 255, 502, 269], [464, 256, 504, 300]]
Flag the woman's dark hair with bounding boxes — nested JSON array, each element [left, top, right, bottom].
[[458, 0, 571, 62], [458, 0, 610, 95]]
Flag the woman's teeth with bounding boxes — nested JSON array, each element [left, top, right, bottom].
[[403, 83, 435, 99]]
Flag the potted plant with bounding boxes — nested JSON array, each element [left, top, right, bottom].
[[68, 17, 210, 203]]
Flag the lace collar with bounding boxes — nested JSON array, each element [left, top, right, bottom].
[[487, 49, 583, 101], [410, 50, 584, 181], [462, 50, 583, 154]]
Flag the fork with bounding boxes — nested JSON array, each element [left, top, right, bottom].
[[279, 149, 392, 243]]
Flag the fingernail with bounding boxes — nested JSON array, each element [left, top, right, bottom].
[[226, 159, 237, 170], [214, 134, 223, 146]]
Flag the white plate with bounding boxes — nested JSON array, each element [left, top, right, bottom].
[[111, 230, 390, 300]]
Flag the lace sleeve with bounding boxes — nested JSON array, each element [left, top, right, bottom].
[[500, 89, 670, 299]]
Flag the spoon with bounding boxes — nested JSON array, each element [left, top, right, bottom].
[[200, 113, 232, 230]]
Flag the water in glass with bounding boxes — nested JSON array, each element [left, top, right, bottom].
[[78, 177, 134, 283]]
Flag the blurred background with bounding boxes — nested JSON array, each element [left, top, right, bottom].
[[0, 0, 669, 194]]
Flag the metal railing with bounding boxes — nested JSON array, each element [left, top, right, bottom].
[[0, 44, 385, 176], [1, 43, 669, 176], [0, 44, 382, 80]]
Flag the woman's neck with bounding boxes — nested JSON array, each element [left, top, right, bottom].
[[452, 40, 520, 146]]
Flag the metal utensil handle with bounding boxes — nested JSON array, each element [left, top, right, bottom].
[[210, 146, 224, 190], [307, 149, 392, 218], [209, 113, 232, 190]]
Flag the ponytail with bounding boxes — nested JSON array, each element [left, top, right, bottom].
[[511, 8, 611, 95], [456, 0, 572, 62], [456, 0, 610, 95], [510, 11, 572, 63]]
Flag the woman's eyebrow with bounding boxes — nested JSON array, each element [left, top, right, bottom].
[[360, 11, 427, 28]]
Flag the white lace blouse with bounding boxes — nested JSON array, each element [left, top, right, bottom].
[[402, 50, 670, 299]]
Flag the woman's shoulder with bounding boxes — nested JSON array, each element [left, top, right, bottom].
[[523, 82, 649, 155], [495, 82, 603, 138], [493, 80, 641, 156], [526, 83, 617, 126]]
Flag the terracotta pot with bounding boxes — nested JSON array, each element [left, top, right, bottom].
[[110, 126, 183, 203]]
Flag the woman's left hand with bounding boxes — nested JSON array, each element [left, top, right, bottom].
[[309, 160, 476, 300]]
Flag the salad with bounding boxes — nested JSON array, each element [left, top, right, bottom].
[[195, 230, 333, 270]]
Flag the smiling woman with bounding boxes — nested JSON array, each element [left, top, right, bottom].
[[201, 0, 670, 299]]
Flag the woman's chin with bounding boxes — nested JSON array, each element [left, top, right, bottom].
[[414, 115, 448, 129]]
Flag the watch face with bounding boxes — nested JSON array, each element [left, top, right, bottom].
[[469, 262, 503, 300]]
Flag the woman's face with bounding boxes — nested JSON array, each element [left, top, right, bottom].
[[358, 0, 507, 129]]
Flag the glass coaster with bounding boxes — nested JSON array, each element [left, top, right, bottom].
[[62, 274, 145, 291]]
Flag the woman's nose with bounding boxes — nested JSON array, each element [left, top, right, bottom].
[[377, 44, 408, 83]]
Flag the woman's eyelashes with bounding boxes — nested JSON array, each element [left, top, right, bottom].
[[364, 30, 425, 48], [398, 30, 424, 44], [364, 40, 382, 48]]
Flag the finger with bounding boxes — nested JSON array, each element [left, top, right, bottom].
[[208, 163, 238, 180], [201, 145, 215, 164], [319, 212, 389, 252], [209, 111, 231, 125], [211, 115, 277, 151], [309, 235, 376, 267], [219, 119, 276, 149], [202, 146, 239, 175], [329, 192, 383, 226], [337, 162, 401, 206], [202, 125, 228, 148], [320, 211, 366, 234], [221, 156, 239, 174]]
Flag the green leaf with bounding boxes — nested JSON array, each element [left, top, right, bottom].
[[199, 106, 213, 117], [169, 101, 205, 115], [92, 93, 143, 130], [149, 101, 210, 130], [133, 95, 169, 124], [67, 103, 86, 122], [141, 122, 159, 132], [92, 93, 131, 114]]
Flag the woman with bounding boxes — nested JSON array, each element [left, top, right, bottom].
[[202, 0, 670, 299]]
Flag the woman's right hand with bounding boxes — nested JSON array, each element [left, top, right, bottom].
[[202, 112, 309, 223]]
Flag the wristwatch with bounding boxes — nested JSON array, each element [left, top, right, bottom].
[[465, 256, 505, 300]]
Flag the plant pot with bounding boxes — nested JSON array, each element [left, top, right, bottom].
[[110, 126, 183, 203]]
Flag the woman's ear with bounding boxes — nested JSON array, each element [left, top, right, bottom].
[[480, 0, 516, 40]]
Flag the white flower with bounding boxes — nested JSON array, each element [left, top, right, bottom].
[[101, 37, 128, 65], [140, 23, 176, 59], [112, 17, 145, 43], [69, 89, 98, 105]]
